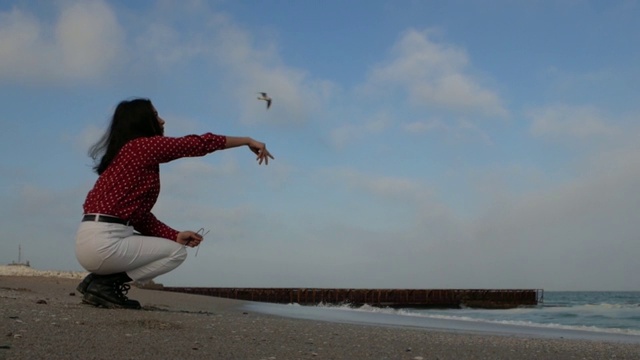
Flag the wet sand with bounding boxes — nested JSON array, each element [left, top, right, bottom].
[[1, 275, 639, 360]]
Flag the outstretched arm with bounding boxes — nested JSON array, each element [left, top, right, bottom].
[[224, 136, 275, 165]]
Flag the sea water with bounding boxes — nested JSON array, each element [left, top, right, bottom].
[[244, 291, 640, 343], [400, 292, 640, 333]]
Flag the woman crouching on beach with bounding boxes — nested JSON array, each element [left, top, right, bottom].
[[75, 98, 274, 309]]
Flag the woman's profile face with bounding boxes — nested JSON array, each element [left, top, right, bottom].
[[152, 106, 165, 135]]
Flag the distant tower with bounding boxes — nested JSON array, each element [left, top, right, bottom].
[[9, 244, 30, 266]]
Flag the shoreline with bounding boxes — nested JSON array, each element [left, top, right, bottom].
[[244, 301, 640, 345], [2, 275, 640, 359]]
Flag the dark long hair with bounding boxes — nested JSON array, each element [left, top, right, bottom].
[[89, 98, 163, 175]]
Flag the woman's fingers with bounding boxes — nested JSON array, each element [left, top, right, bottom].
[[248, 140, 274, 165], [180, 231, 204, 247], [256, 149, 274, 165], [189, 233, 203, 247]]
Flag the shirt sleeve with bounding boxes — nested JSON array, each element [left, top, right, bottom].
[[131, 133, 227, 165], [133, 212, 180, 240]]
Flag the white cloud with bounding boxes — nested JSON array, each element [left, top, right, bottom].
[[361, 29, 508, 118], [134, 22, 205, 69], [0, 7, 41, 80], [0, 1, 333, 125], [208, 19, 336, 126], [324, 167, 433, 201], [126, 3, 337, 126], [401, 118, 492, 144], [456, 119, 493, 145], [312, 141, 640, 290], [529, 104, 618, 139], [55, 1, 124, 78], [466, 143, 640, 290], [330, 113, 391, 149], [160, 157, 240, 199], [0, 1, 125, 84], [71, 124, 103, 153], [402, 119, 446, 134]]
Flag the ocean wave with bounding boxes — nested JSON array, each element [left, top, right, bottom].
[[307, 302, 640, 337]]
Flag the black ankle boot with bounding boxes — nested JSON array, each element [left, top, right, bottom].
[[77, 272, 122, 294], [82, 272, 141, 309], [76, 273, 94, 294]]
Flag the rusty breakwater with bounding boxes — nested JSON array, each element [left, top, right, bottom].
[[157, 287, 543, 309]]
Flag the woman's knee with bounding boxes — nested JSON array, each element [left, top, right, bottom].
[[173, 246, 188, 263]]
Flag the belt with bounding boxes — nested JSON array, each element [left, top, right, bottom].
[[82, 214, 130, 226]]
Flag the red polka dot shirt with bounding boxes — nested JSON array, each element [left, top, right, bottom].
[[83, 133, 227, 240]]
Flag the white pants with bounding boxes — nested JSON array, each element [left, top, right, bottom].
[[75, 220, 187, 282]]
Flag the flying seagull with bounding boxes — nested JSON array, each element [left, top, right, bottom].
[[257, 92, 272, 109]]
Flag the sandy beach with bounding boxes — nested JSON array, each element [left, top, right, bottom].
[[1, 269, 639, 359]]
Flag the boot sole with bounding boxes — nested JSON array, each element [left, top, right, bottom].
[[82, 293, 127, 309]]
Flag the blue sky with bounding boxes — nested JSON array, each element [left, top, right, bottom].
[[1, 0, 639, 291]]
